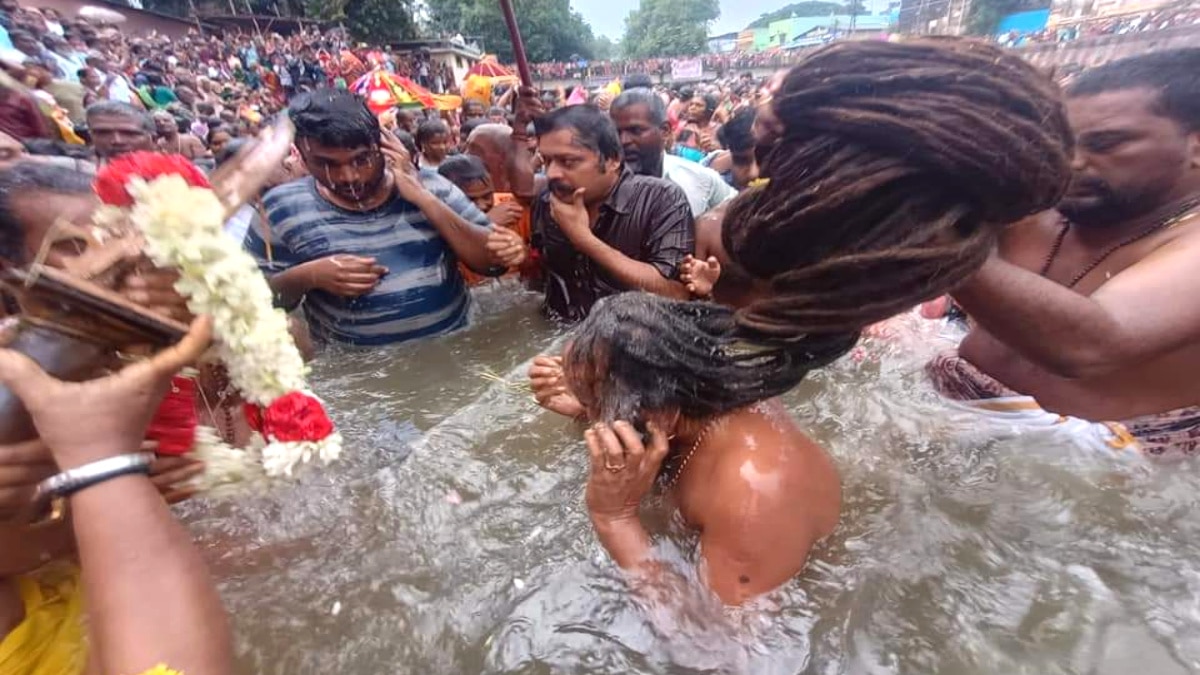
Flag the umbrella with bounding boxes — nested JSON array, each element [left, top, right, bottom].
[[351, 69, 435, 114], [466, 56, 519, 82]]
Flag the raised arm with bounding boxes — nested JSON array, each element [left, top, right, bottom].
[[0, 317, 232, 675], [550, 188, 692, 300], [953, 230, 1200, 378]]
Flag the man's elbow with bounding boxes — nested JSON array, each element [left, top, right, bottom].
[[1038, 344, 1132, 380]]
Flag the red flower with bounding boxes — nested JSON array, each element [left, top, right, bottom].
[[258, 392, 334, 443], [243, 402, 264, 433], [94, 152, 212, 206]]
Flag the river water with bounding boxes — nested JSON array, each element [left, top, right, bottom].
[[182, 283, 1200, 675]]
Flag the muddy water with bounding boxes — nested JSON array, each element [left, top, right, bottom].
[[183, 284, 1200, 674]]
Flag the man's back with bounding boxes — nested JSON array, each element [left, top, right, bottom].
[[661, 152, 736, 217], [252, 176, 472, 345]]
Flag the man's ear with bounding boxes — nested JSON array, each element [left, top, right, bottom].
[[1189, 130, 1200, 169]]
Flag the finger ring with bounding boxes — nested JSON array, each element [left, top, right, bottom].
[[604, 461, 626, 472]]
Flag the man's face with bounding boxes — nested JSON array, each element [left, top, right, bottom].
[[464, 102, 485, 121], [611, 103, 665, 177], [421, 132, 449, 163], [153, 112, 176, 136], [80, 68, 102, 89], [1059, 88, 1198, 227], [538, 128, 620, 206], [488, 110, 507, 125], [299, 138, 387, 203], [686, 97, 708, 123], [15, 190, 99, 268], [12, 34, 38, 56], [89, 114, 155, 159], [460, 178, 495, 213], [730, 148, 759, 190]]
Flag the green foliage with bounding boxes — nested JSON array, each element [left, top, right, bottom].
[[745, 1, 854, 29], [620, 0, 720, 59], [591, 35, 618, 61], [295, 0, 416, 43], [425, 0, 596, 62]]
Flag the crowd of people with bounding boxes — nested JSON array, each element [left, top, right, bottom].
[[997, 1, 1200, 46], [0, 0, 1199, 670]]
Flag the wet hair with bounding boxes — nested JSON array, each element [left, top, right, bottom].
[[391, 128, 418, 157], [437, 154, 489, 187], [533, 104, 622, 163], [567, 293, 835, 421], [718, 108, 756, 154], [1066, 48, 1200, 130], [486, 106, 506, 118], [696, 94, 718, 116], [85, 100, 155, 134], [570, 40, 1073, 420], [611, 88, 667, 127], [0, 161, 93, 263], [289, 88, 380, 149], [622, 73, 654, 90], [415, 119, 449, 148]]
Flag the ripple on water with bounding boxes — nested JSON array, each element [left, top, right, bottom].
[[181, 294, 1200, 674]]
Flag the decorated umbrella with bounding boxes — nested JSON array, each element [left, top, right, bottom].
[[351, 69, 435, 114], [467, 55, 519, 82]]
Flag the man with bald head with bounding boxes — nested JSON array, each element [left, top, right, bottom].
[[465, 123, 524, 192]]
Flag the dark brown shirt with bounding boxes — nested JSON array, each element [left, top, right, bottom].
[[531, 169, 694, 323]]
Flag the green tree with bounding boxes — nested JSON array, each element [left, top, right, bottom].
[[303, 0, 417, 43], [426, 0, 596, 62], [620, 0, 719, 59], [591, 35, 617, 61], [745, 1, 853, 29]]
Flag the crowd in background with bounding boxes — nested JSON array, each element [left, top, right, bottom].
[[998, 2, 1199, 46]]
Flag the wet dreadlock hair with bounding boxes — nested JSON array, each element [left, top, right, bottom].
[[567, 39, 1073, 422], [724, 39, 1072, 346]]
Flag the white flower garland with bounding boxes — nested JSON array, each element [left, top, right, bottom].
[[109, 174, 343, 488]]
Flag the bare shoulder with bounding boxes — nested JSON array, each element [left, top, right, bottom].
[[697, 404, 840, 535]]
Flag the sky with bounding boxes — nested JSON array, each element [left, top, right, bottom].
[[574, 0, 889, 41]]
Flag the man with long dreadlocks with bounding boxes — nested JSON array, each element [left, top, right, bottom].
[[530, 39, 1073, 605], [930, 48, 1200, 458]]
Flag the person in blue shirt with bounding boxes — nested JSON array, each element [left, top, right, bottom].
[[245, 89, 526, 346]]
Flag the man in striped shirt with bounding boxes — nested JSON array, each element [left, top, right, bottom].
[[245, 90, 525, 346]]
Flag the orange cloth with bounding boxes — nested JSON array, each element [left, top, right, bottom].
[[459, 193, 533, 286]]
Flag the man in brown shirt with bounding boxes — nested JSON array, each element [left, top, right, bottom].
[[531, 104, 694, 323]]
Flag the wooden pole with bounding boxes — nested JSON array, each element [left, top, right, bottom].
[[497, 0, 532, 87]]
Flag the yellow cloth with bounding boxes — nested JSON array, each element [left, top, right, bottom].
[[462, 74, 493, 104], [132, 666, 183, 675], [0, 566, 87, 675]]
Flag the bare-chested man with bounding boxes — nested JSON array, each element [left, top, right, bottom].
[[930, 49, 1200, 457]]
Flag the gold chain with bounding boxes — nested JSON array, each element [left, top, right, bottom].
[[664, 417, 720, 490]]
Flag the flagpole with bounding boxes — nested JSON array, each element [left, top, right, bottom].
[[497, 0, 533, 87]]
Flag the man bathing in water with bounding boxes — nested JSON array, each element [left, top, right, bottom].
[[532, 40, 1072, 604], [930, 49, 1200, 457]]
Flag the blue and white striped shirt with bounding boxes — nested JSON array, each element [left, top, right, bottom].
[[247, 172, 492, 346]]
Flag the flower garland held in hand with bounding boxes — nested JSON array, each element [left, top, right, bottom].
[[94, 152, 342, 487]]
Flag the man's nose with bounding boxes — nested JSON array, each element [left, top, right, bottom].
[[1070, 151, 1088, 172]]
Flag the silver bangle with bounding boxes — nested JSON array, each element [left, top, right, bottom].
[[31, 452, 155, 506]]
